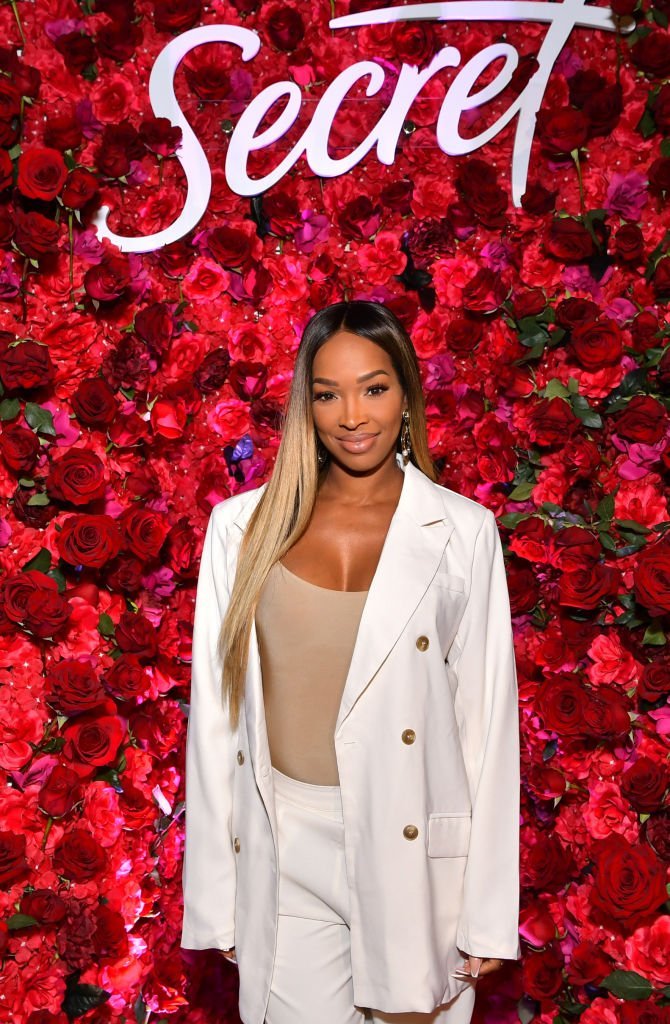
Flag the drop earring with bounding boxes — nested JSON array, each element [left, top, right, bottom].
[[317, 439, 328, 466], [400, 409, 411, 464]]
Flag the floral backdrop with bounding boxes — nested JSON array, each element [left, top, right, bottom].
[[1, 0, 669, 1021]]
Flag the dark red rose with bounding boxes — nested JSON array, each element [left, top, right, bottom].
[[94, 905, 129, 959], [71, 378, 119, 428], [567, 942, 613, 985], [544, 218, 595, 262], [462, 268, 507, 313], [96, 123, 143, 179], [229, 361, 268, 401], [524, 834, 575, 890], [17, 147, 67, 201], [134, 302, 174, 356], [208, 226, 254, 269], [584, 84, 623, 137], [38, 766, 84, 818], [568, 69, 605, 107], [379, 179, 413, 215], [0, 79, 20, 146], [54, 31, 97, 74], [0, 422, 40, 473], [508, 55, 539, 97], [115, 610, 158, 662], [103, 654, 149, 701], [153, 0, 201, 32], [521, 181, 557, 215], [62, 712, 125, 767], [193, 347, 231, 392], [590, 833, 667, 929], [103, 334, 152, 391], [653, 84, 670, 132], [0, 338, 55, 391], [61, 168, 99, 210], [56, 514, 123, 569], [184, 48, 230, 100], [264, 191, 300, 235], [45, 659, 106, 715], [20, 888, 67, 925], [613, 223, 644, 264], [0, 831, 29, 888], [53, 829, 107, 882], [512, 289, 547, 320], [156, 240, 193, 277], [118, 507, 170, 560], [523, 945, 564, 999], [558, 562, 619, 610], [404, 219, 455, 269], [44, 108, 83, 151], [555, 297, 600, 329], [638, 657, 670, 701], [610, 0, 637, 13], [391, 20, 436, 65], [105, 554, 144, 594], [536, 675, 591, 736], [265, 4, 304, 50], [634, 538, 670, 616], [337, 195, 381, 239], [2, 570, 71, 638], [583, 685, 632, 740], [96, 20, 142, 63], [84, 254, 131, 302], [528, 396, 579, 446], [139, 116, 182, 157], [14, 209, 61, 259], [570, 317, 623, 369], [0, 149, 12, 190], [632, 31, 670, 79], [552, 524, 602, 571], [630, 311, 660, 352], [649, 157, 670, 197], [446, 200, 476, 239], [48, 450, 106, 507], [537, 107, 590, 155], [614, 394, 668, 443], [456, 158, 508, 228], [621, 1005, 670, 1024], [621, 757, 669, 813], [653, 256, 670, 299], [644, 810, 670, 861]]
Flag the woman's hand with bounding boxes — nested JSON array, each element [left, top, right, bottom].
[[453, 953, 505, 980], [220, 947, 237, 964]]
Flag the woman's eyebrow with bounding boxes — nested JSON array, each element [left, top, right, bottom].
[[312, 369, 391, 385]]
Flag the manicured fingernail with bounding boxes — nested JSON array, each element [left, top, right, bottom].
[[470, 964, 480, 978]]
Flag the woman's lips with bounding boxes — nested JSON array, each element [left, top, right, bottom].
[[337, 433, 379, 452]]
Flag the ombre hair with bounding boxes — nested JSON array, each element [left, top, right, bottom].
[[218, 300, 436, 728]]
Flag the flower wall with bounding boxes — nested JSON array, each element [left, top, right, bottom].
[[0, 0, 669, 1022]]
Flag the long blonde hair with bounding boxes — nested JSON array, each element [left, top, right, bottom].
[[217, 300, 436, 728]]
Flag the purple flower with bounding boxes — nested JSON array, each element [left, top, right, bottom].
[[604, 172, 648, 221]]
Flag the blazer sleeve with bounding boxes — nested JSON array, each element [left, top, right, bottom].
[[453, 508, 521, 961], [181, 504, 237, 951]]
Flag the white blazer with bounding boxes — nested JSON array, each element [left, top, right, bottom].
[[181, 454, 521, 1024]]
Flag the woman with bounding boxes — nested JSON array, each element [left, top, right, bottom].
[[181, 300, 521, 1024]]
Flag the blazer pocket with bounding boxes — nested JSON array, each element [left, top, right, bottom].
[[427, 812, 472, 858], [434, 573, 466, 594]]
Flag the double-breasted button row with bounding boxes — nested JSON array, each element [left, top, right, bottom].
[[401, 729, 416, 745], [416, 635, 430, 651], [403, 824, 419, 840], [237, 750, 245, 765]]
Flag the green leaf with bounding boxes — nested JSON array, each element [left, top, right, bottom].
[[615, 518, 651, 535], [22, 548, 52, 574], [26, 492, 50, 506], [7, 913, 39, 929], [24, 402, 56, 436], [643, 621, 666, 645], [601, 970, 653, 1001], [661, 138, 670, 158], [636, 107, 657, 138], [543, 739, 558, 761], [597, 494, 615, 521], [570, 394, 603, 428], [98, 613, 116, 638], [0, 397, 20, 420], [63, 981, 111, 1019], [508, 481, 536, 501]]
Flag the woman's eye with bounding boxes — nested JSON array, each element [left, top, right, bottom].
[[313, 392, 334, 401], [368, 384, 389, 395]]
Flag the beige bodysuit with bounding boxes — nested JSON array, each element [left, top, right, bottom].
[[255, 560, 368, 786]]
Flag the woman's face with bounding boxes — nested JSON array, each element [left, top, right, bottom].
[[310, 330, 407, 472]]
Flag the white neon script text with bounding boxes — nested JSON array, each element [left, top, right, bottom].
[[92, 0, 630, 253]]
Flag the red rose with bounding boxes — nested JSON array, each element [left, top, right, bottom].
[[71, 378, 119, 428], [194, 347, 231, 393], [265, 4, 305, 51], [590, 833, 667, 930], [264, 191, 300, 235], [115, 610, 158, 662], [528, 396, 579, 446], [558, 562, 620, 610], [391, 21, 436, 65], [96, 123, 143, 179], [613, 224, 645, 264], [455, 158, 508, 228], [536, 675, 592, 736], [134, 302, 174, 354], [9, 574, 73, 637], [153, 0, 201, 32], [0, 149, 12, 190], [44, 108, 84, 151], [584, 84, 623, 137], [118, 507, 170, 560], [537, 107, 590, 155], [512, 289, 547, 320], [61, 168, 99, 210], [544, 218, 595, 262], [645, 812, 670, 862], [521, 181, 557, 214], [84, 254, 131, 302], [139, 116, 182, 157], [103, 654, 149, 701], [0, 831, 29, 889], [56, 514, 122, 568], [337, 195, 381, 239], [17, 147, 67, 201], [404, 219, 455, 269], [13, 208, 61, 259], [184, 48, 231, 100], [93, 905, 129, 959], [380, 179, 413, 215], [570, 318, 623, 369], [568, 69, 604, 107], [62, 712, 125, 767], [20, 888, 67, 925], [583, 685, 632, 740], [653, 256, 670, 300], [208, 226, 254, 269], [653, 84, 670, 132], [53, 829, 107, 882], [632, 31, 670, 79], [621, 757, 669, 813], [38, 766, 84, 818], [555, 297, 600, 329], [610, 0, 637, 13], [523, 945, 564, 999], [524, 834, 575, 889], [613, 395, 668, 443], [634, 539, 670, 616], [0, 422, 40, 473], [638, 657, 670, 702], [45, 659, 106, 715], [567, 942, 613, 985], [631, 311, 660, 352], [0, 338, 55, 391], [48, 450, 106, 507], [54, 31, 97, 74], [97, 20, 142, 62], [462, 268, 507, 313], [648, 157, 670, 196]]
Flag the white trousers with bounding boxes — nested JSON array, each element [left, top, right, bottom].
[[266, 767, 477, 1024]]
